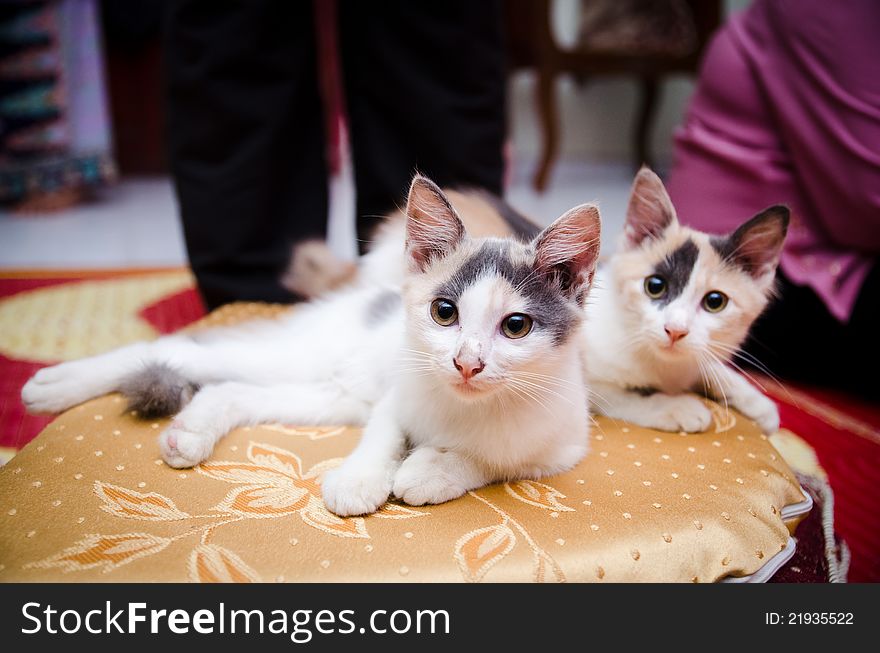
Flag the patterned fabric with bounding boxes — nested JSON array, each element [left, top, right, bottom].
[[0, 0, 116, 204], [0, 397, 806, 583], [577, 0, 697, 57], [769, 473, 849, 583]]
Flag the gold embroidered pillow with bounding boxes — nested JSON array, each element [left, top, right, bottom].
[[0, 397, 806, 582]]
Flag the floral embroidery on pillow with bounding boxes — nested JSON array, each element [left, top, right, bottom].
[[25, 440, 428, 581]]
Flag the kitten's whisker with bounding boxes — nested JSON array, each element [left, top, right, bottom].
[[585, 387, 613, 411], [396, 358, 438, 366], [708, 342, 797, 405], [716, 354, 773, 398], [505, 382, 542, 414], [695, 356, 711, 401], [397, 349, 435, 361], [699, 350, 731, 418], [507, 379, 555, 418], [707, 343, 775, 395], [509, 375, 576, 407], [515, 370, 584, 391], [393, 366, 437, 377], [517, 368, 583, 384]]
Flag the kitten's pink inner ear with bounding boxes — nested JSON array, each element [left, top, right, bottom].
[[534, 203, 601, 298], [728, 205, 790, 278], [405, 175, 465, 271], [623, 166, 677, 247]]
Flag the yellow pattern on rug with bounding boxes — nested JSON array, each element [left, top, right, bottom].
[[0, 270, 194, 362]]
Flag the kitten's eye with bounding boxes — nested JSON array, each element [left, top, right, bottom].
[[501, 313, 533, 339], [702, 291, 728, 313], [644, 275, 667, 299], [430, 299, 458, 326]]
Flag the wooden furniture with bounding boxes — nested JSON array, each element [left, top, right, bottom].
[[504, 0, 722, 190]]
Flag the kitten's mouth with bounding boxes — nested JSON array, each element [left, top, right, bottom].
[[657, 341, 687, 355], [451, 380, 492, 396]]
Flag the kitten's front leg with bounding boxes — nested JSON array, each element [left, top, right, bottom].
[[592, 381, 712, 433], [704, 363, 779, 434], [321, 390, 406, 516], [392, 447, 491, 507]]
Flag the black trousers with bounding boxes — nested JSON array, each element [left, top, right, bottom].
[[743, 265, 879, 402], [165, 1, 506, 308]]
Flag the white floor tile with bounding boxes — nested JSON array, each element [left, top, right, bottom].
[[0, 177, 186, 269]]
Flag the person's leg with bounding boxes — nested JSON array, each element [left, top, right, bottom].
[[165, 0, 326, 308], [337, 0, 506, 247]]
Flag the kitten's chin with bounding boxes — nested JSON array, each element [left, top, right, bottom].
[[449, 380, 495, 400], [654, 342, 691, 358]]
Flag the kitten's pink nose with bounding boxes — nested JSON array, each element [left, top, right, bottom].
[[454, 357, 485, 380], [664, 326, 689, 344]]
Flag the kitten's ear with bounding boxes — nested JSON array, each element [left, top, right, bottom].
[[533, 204, 601, 303], [405, 175, 466, 272], [718, 205, 790, 279], [623, 166, 677, 247]]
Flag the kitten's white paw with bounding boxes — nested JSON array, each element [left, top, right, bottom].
[[394, 474, 467, 506], [736, 393, 780, 434], [21, 362, 100, 414], [159, 425, 214, 468], [641, 394, 713, 433], [393, 450, 468, 506], [321, 465, 392, 516]]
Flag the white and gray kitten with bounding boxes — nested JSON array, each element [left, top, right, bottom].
[[584, 167, 788, 434], [22, 176, 601, 516]]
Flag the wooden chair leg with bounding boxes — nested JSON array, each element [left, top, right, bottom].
[[634, 76, 660, 170], [533, 69, 559, 192]]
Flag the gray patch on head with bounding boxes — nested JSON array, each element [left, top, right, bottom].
[[652, 239, 699, 306], [119, 362, 198, 418], [435, 240, 580, 345], [626, 385, 658, 397], [710, 235, 732, 260], [436, 240, 528, 299], [364, 289, 401, 326]]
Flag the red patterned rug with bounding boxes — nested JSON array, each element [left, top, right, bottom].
[[0, 269, 877, 580], [0, 269, 205, 455], [761, 381, 880, 582]]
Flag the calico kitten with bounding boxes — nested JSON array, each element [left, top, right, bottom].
[[22, 176, 601, 516], [583, 167, 788, 434]]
